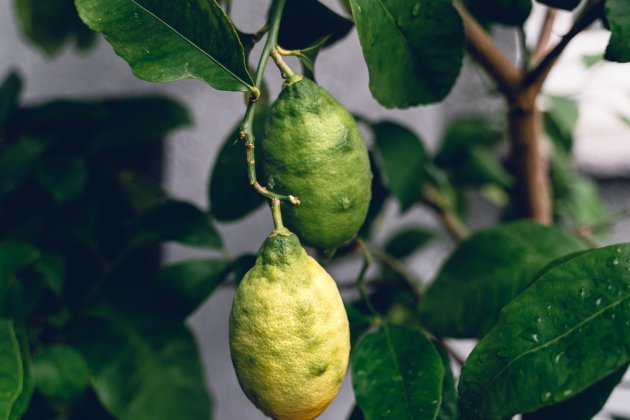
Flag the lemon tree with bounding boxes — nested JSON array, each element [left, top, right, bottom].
[[4, 0, 630, 419]]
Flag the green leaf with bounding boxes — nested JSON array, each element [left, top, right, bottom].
[[536, 0, 581, 11], [420, 221, 586, 338], [209, 113, 265, 222], [372, 122, 429, 211], [458, 244, 630, 419], [117, 171, 167, 214], [384, 226, 435, 259], [345, 303, 374, 349], [352, 324, 444, 419], [15, 0, 95, 56], [32, 345, 90, 403], [69, 306, 211, 420], [543, 95, 579, 153], [605, 0, 630, 62], [0, 320, 23, 420], [359, 151, 389, 238], [582, 53, 604, 68], [0, 72, 23, 130], [133, 200, 222, 249], [523, 363, 628, 420], [0, 139, 47, 199], [279, 0, 353, 50], [8, 330, 33, 420], [435, 344, 459, 420], [36, 157, 88, 203], [350, 0, 464, 107], [466, 0, 532, 26], [0, 242, 40, 314], [74, 0, 255, 91], [154, 259, 229, 318], [34, 253, 66, 296]]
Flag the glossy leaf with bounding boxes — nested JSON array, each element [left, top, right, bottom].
[[8, 330, 33, 420], [155, 259, 229, 318], [0, 72, 23, 130], [352, 324, 444, 419], [133, 200, 222, 249], [209, 113, 265, 222], [345, 303, 374, 349], [384, 226, 435, 259], [0, 139, 46, 199], [70, 306, 211, 420], [435, 345, 459, 420], [543, 95, 578, 153], [32, 345, 90, 402], [36, 157, 88, 203], [350, 0, 464, 107], [0, 320, 23, 420], [372, 122, 429, 211], [605, 0, 630, 62], [458, 244, 630, 419], [75, 0, 255, 91], [466, 0, 532, 26], [523, 364, 628, 420], [15, 0, 95, 56], [535, 0, 581, 10], [420, 221, 586, 338]]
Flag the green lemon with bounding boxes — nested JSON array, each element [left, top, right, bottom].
[[229, 228, 350, 420], [262, 77, 372, 250]]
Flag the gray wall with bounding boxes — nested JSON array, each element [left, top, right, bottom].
[[2, 0, 629, 418]]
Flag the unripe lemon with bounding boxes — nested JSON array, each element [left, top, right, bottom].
[[229, 228, 350, 420], [262, 77, 372, 250]]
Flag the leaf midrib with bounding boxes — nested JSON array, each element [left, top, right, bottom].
[[128, 0, 252, 89], [382, 324, 418, 420]]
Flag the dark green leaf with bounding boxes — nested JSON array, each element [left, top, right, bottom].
[[523, 363, 628, 420], [15, 0, 95, 56], [75, 0, 255, 91], [543, 95, 579, 153], [229, 254, 256, 287], [209, 113, 265, 222], [8, 330, 33, 420], [0, 139, 46, 199], [458, 244, 630, 419], [155, 259, 229, 318], [0, 243, 40, 313], [435, 344, 459, 420], [69, 306, 211, 420], [279, 0, 353, 50], [0, 72, 23, 130], [134, 200, 222, 249], [384, 226, 435, 259], [605, 0, 630, 62], [352, 324, 444, 419], [34, 253, 66, 296], [32, 345, 90, 403], [117, 171, 167, 214], [350, 0, 464, 107], [372, 122, 429, 211], [345, 303, 374, 349], [466, 0, 532, 26], [0, 320, 23, 419], [536, 0, 581, 11], [36, 157, 88, 203], [420, 221, 586, 338], [359, 151, 389, 238], [348, 404, 365, 420]]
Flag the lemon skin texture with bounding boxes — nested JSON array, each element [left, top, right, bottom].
[[262, 77, 372, 250], [229, 228, 350, 420]]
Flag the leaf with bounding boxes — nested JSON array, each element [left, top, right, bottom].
[[278, 0, 353, 50], [465, 0, 532, 26], [543, 95, 579, 153], [15, 0, 96, 56], [581, 53, 604, 68], [0, 72, 23, 130], [345, 303, 374, 349], [419, 221, 586, 338], [523, 363, 628, 420], [359, 151, 389, 238], [348, 404, 365, 420], [604, 0, 630, 62], [352, 324, 444, 420], [74, 0, 255, 91], [0, 242, 40, 314], [535, 0, 581, 11], [372, 122, 429, 211], [32, 345, 90, 403], [209, 113, 266, 222], [435, 344, 459, 420], [0, 139, 47, 199], [384, 226, 435, 259], [154, 259, 229, 318], [117, 170, 167, 214], [8, 330, 33, 420], [36, 157, 88, 203], [69, 305, 212, 420], [350, 0, 464, 107], [34, 253, 66, 296], [0, 320, 23, 420], [133, 200, 222, 249], [458, 244, 630, 419]]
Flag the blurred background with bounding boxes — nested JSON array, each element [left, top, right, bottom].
[[1, 0, 629, 418]]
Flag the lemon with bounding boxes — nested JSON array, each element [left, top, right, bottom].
[[262, 77, 372, 250], [229, 228, 350, 420]]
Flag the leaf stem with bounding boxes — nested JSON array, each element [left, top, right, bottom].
[[356, 239, 380, 319], [271, 49, 302, 84], [239, 0, 300, 206], [270, 199, 284, 230]]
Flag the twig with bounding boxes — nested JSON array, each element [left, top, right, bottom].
[[421, 185, 469, 242], [356, 239, 380, 318], [372, 250, 423, 300], [532, 8, 558, 65]]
